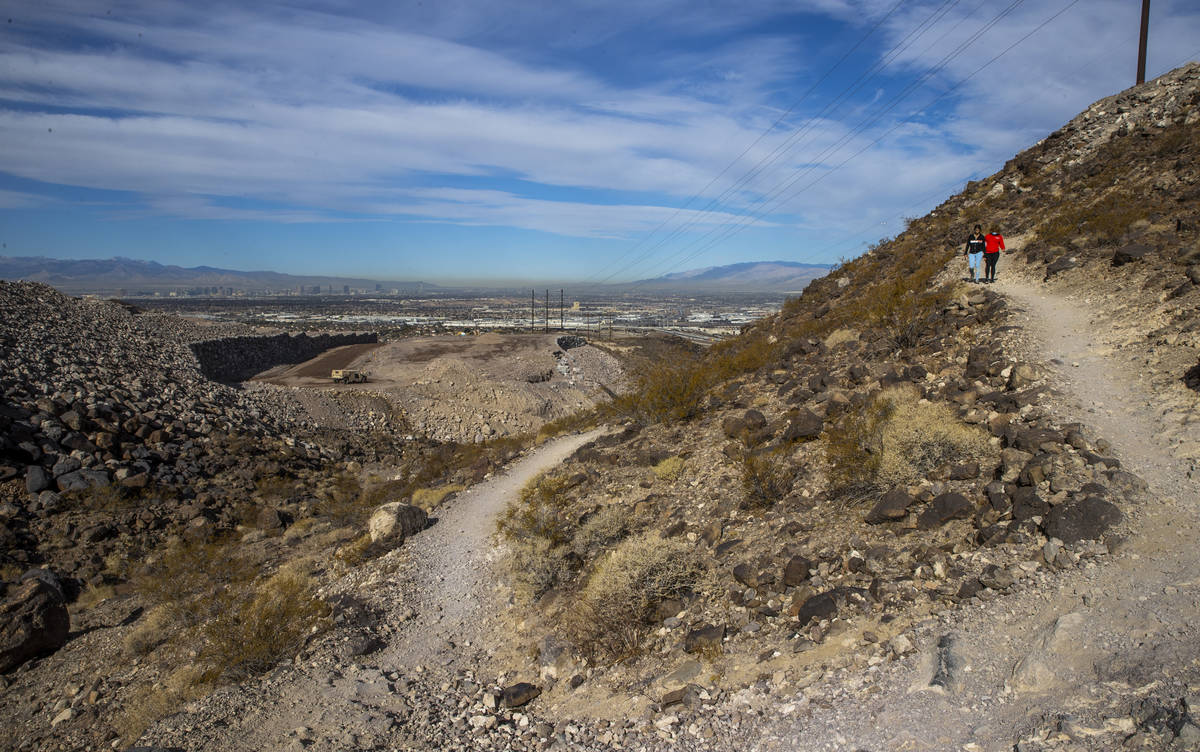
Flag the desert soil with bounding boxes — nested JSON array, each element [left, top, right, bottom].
[[743, 274, 1200, 751], [140, 271, 1200, 751], [251, 333, 623, 443]]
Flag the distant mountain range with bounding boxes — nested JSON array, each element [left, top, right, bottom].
[[0, 256, 433, 296], [633, 260, 831, 291]]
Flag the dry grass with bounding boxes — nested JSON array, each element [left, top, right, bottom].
[[652, 456, 686, 482], [739, 448, 795, 509], [1035, 192, 1146, 248], [565, 533, 703, 662], [496, 472, 577, 547], [199, 566, 329, 683], [411, 484, 464, 512], [825, 384, 989, 495]]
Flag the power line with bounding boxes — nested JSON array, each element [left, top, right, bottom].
[[589, 0, 968, 285], [642, 0, 1082, 281], [627, 0, 1031, 282]]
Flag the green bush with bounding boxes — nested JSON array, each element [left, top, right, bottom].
[[496, 472, 578, 547], [652, 456, 686, 482]]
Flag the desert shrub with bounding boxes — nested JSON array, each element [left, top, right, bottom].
[[200, 567, 329, 683], [572, 504, 636, 558], [123, 604, 175, 656], [709, 331, 780, 381], [566, 533, 703, 661], [537, 408, 599, 442], [496, 472, 578, 547], [609, 357, 711, 423], [254, 473, 296, 500], [411, 484, 464, 512], [333, 533, 374, 567], [133, 537, 255, 626], [860, 260, 953, 351], [739, 449, 794, 508], [504, 538, 576, 601], [652, 456, 686, 482], [1036, 192, 1146, 248], [825, 384, 989, 496], [113, 664, 210, 745], [822, 328, 859, 350]]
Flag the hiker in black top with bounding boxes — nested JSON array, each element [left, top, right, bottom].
[[964, 225, 985, 282]]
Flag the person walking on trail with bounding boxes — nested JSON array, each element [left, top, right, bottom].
[[983, 228, 1005, 283], [964, 225, 985, 282]]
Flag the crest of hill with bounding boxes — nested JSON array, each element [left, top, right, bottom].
[[0, 255, 433, 295], [758, 60, 1200, 345], [632, 260, 831, 291]]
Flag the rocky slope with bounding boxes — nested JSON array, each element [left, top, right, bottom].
[[3, 63, 1200, 752]]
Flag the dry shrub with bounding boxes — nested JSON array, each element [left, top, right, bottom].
[[496, 472, 577, 547], [652, 456, 686, 482], [504, 538, 576, 601], [411, 484, 464, 512], [200, 567, 329, 683], [133, 538, 255, 626], [123, 604, 175, 656], [537, 408, 599, 443], [825, 384, 989, 496], [822, 328, 859, 350], [113, 664, 209, 745], [708, 331, 780, 381], [333, 533, 374, 567], [566, 533, 703, 661], [1036, 192, 1146, 248], [610, 357, 711, 423], [860, 262, 952, 351], [573, 504, 636, 558], [254, 473, 296, 501], [739, 449, 794, 508]]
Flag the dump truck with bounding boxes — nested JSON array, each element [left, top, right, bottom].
[[331, 369, 367, 384]]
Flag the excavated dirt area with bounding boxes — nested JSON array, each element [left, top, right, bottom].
[[252, 333, 625, 443]]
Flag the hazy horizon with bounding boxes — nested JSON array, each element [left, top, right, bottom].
[[1, 1, 1198, 282]]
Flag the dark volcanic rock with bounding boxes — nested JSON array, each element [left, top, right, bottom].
[[683, 623, 725, 653], [1044, 496, 1123, 544], [501, 682, 541, 708], [865, 488, 914, 524], [1112, 244, 1151, 266], [782, 555, 812, 587], [917, 493, 974, 530], [0, 577, 70, 672], [783, 409, 823, 441], [793, 591, 838, 626]]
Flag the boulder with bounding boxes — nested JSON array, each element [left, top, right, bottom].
[[683, 623, 724, 653], [865, 488, 914, 524], [1044, 256, 1078, 279], [1044, 496, 1123, 544], [916, 493, 974, 530], [367, 502, 428, 544], [0, 578, 70, 672], [25, 466, 49, 495], [783, 409, 823, 442], [793, 591, 838, 626], [501, 682, 541, 708], [1111, 244, 1151, 266], [782, 555, 812, 587]]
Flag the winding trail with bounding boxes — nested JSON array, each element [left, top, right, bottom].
[[755, 278, 1200, 751], [382, 427, 608, 671], [144, 429, 606, 751]]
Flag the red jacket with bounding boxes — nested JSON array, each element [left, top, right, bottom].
[[984, 233, 1005, 254]]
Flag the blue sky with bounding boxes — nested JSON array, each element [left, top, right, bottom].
[[0, 0, 1198, 285]]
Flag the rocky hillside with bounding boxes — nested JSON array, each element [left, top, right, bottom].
[[3, 63, 1199, 752], [481, 63, 1200, 744]]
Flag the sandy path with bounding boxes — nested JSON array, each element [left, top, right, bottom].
[[142, 429, 606, 751], [752, 278, 1200, 751], [380, 427, 607, 671]]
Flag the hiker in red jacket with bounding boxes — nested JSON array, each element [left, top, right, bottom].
[[983, 228, 1005, 283]]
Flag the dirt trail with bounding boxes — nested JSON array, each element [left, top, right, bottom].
[[754, 279, 1200, 751], [143, 429, 606, 751]]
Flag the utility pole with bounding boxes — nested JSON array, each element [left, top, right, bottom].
[[1137, 0, 1150, 85]]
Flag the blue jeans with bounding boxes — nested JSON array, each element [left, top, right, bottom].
[[967, 252, 982, 273]]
